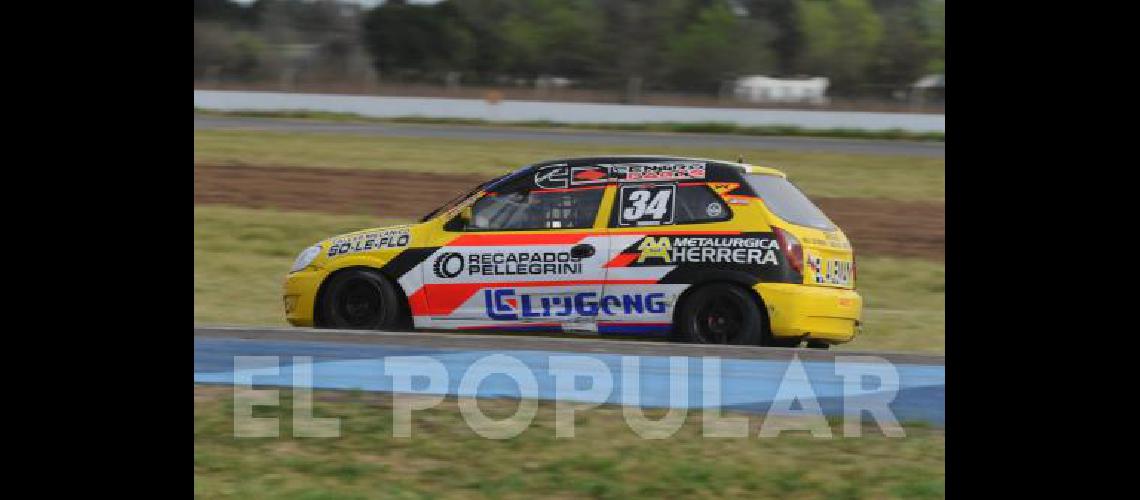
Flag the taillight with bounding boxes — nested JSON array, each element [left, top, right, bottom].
[[772, 227, 803, 274]]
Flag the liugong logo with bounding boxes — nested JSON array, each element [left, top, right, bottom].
[[484, 289, 667, 320]]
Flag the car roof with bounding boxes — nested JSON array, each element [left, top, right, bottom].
[[524, 156, 787, 178]]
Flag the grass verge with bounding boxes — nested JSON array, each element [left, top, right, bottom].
[[194, 206, 943, 353], [194, 385, 944, 499], [194, 130, 944, 201], [852, 257, 944, 352], [196, 108, 945, 142]]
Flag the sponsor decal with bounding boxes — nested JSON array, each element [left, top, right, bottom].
[[610, 162, 706, 182], [327, 228, 410, 257], [636, 237, 673, 263], [534, 164, 569, 189], [628, 235, 780, 266], [432, 252, 466, 278], [708, 181, 754, 206], [433, 251, 583, 278], [540, 162, 708, 187], [570, 166, 610, 185], [618, 185, 676, 226], [807, 254, 853, 285], [706, 202, 723, 217], [707, 182, 740, 195], [804, 233, 852, 250], [484, 289, 668, 320]]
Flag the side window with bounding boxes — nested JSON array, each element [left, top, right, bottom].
[[467, 187, 604, 231], [610, 183, 730, 227], [675, 184, 731, 223]]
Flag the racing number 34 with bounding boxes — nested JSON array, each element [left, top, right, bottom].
[[619, 185, 675, 226]]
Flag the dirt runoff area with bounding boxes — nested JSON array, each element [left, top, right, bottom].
[[195, 164, 944, 260]]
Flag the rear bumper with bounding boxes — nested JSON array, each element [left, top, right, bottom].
[[754, 283, 862, 344], [283, 269, 323, 327]]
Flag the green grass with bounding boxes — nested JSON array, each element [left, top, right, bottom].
[[852, 257, 944, 352], [195, 206, 397, 326], [194, 206, 943, 353], [194, 130, 944, 201], [196, 108, 946, 142], [194, 385, 944, 499]]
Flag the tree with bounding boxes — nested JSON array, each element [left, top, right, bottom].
[[498, 0, 606, 79], [448, 0, 520, 80], [194, 21, 270, 81], [921, 0, 945, 74], [663, 0, 776, 92], [360, 0, 475, 80], [592, 0, 694, 88], [194, 0, 254, 25], [867, 1, 928, 92], [796, 0, 883, 95], [744, 0, 803, 75]]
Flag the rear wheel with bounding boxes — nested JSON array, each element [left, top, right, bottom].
[[316, 269, 409, 330], [768, 337, 803, 348], [673, 284, 765, 345]]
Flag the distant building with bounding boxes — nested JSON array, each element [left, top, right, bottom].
[[910, 74, 945, 105], [733, 76, 829, 104], [913, 74, 945, 90]]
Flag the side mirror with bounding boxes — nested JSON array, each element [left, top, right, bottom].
[[445, 206, 475, 232]]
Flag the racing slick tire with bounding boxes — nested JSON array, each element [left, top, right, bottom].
[[315, 268, 410, 330], [672, 283, 770, 346]]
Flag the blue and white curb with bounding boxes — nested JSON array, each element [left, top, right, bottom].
[[195, 337, 944, 425]]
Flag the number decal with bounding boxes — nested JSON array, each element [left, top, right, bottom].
[[619, 185, 675, 226], [622, 190, 650, 220]]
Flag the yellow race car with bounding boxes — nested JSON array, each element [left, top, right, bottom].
[[283, 156, 860, 347]]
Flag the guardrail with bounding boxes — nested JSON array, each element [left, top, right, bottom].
[[194, 90, 946, 133]]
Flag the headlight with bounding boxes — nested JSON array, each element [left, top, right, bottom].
[[290, 244, 323, 273]]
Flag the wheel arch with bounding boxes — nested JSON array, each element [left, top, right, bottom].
[[671, 273, 772, 337], [312, 265, 413, 327]]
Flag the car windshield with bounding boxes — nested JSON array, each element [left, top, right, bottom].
[[419, 166, 535, 222], [744, 174, 835, 230]]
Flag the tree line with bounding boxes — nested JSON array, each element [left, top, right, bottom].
[[194, 0, 944, 98]]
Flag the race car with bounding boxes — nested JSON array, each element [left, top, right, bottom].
[[283, 156, 861, 347]]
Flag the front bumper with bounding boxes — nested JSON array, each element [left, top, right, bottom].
[[283, 269, 324, 326], [755, 283, 862, 344]]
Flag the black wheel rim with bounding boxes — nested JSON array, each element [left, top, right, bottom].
[[691, 293, 745, 344], [334, 278, 384, 328]]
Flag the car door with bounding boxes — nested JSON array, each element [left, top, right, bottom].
[[422, 168, 610, 332], [600, 178, 737, 334]]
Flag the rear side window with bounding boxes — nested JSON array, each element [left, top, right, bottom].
[[744, 174, 834, 230], [610, 184, 731, 227], [675, 184, 730, 223]]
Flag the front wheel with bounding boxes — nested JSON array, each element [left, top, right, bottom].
[[672, 284, 766, 345], [316, 269, 409, 330]]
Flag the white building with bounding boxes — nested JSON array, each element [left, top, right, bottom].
[[733, 75, 830, 104], [913, 73, 945, 90], [910, 74, 945, 105]]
